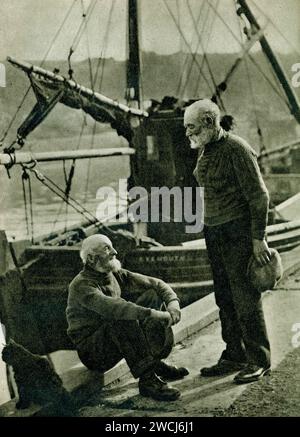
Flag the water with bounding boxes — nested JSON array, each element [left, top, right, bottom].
[[0, 130, 130, 240]]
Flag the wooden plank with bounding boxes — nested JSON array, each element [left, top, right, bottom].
[[274, 192, 300, 221]]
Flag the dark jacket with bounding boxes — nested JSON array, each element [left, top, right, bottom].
[[193, 130, 269, 239], [66, 266, 178, 345]]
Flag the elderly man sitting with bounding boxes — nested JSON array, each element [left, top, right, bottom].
[[66, 234, 188, 401]]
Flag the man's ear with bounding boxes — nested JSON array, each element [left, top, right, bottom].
[[204, 115, 214, 127], [86, 253, 95, 264]]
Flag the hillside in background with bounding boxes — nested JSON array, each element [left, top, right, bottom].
[[0, 51, 300, 149]]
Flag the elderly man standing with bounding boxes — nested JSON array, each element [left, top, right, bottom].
[[184, 99, 271, 384], [66, 234, 188, 401]]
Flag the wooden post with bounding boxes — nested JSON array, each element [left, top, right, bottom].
[[0, 231, 13, 276]]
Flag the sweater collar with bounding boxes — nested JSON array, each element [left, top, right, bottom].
[[196, 128, 227, 160], [206, 127, 227, 148], [82, 264, 112, 283]]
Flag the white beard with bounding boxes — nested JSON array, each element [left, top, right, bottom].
[[95, 257, 122, 273], [189, 130, 212, 149], [189, 138, 200, 149], [108, 258, 122, 272]]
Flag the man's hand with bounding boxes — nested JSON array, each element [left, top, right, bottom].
[[252, 238, 271, 266], [166, 300, 181, 325], [150, 309, 172, 327]]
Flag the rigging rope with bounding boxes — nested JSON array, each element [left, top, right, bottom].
[[207, 0, 290, 108], [82, 0, 116, 206], [176, 0, 181, 52], [207, 0, 243, 49], [71, 0, 95, 214], [50, 115, 87, 234], [0, 0, 78, 147], [175, 0, 207, 97], [162, 0, 214, 96], [236, 2, 290, 106], [235, 0, 265, 154], [23, 161, 126, 241], [28, 169, 34, 244], [193, 0, 219, 97], [251, 0, 300, 58], [41, 173, 96, 222], [186, 0, 226, 112], [247, 54, 290, 108], [21, 165, 35, 243], [83, 121, 97, 205], [67, 0, 98, 79], [81, 0, 94, 90], [63, 159, 76, 231], [266, 58, 291, 106], [0, 90, 31, 149], [31, 165, 98, 225], [93, 0, 115, 93], [21, 169, 30, 237], [68, 0, 98, 58], [41, 0, 78, 69]]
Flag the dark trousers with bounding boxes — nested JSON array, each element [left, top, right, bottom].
[[76, 290, 174, 378], [204, 216, 271, 368]]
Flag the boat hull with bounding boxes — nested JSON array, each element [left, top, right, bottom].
[[1, 219, 300, 355]]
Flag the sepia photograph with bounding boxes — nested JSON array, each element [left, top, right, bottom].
[[0, 0, 300, 424]]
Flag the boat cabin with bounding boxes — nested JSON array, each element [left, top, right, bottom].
[[132, 110, 201, 245]]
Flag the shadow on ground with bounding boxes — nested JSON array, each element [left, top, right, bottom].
[[219, 346, 300, 417]]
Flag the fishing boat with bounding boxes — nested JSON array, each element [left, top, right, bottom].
[[1, 0, 300, 397]]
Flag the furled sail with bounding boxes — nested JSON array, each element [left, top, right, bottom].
[[8, 57, 148, 144]]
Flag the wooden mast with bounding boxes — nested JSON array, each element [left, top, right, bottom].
[[237, 0, 300, 125], [126, 0, 141, 108]]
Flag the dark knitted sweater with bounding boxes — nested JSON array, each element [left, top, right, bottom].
[[66, 266, 179, 345], [193, 130, 269, 240]]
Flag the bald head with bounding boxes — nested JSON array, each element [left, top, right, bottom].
[[80, 234, 111, 262], [184, 99, 221, 127], [80, 234, 120, 272]]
